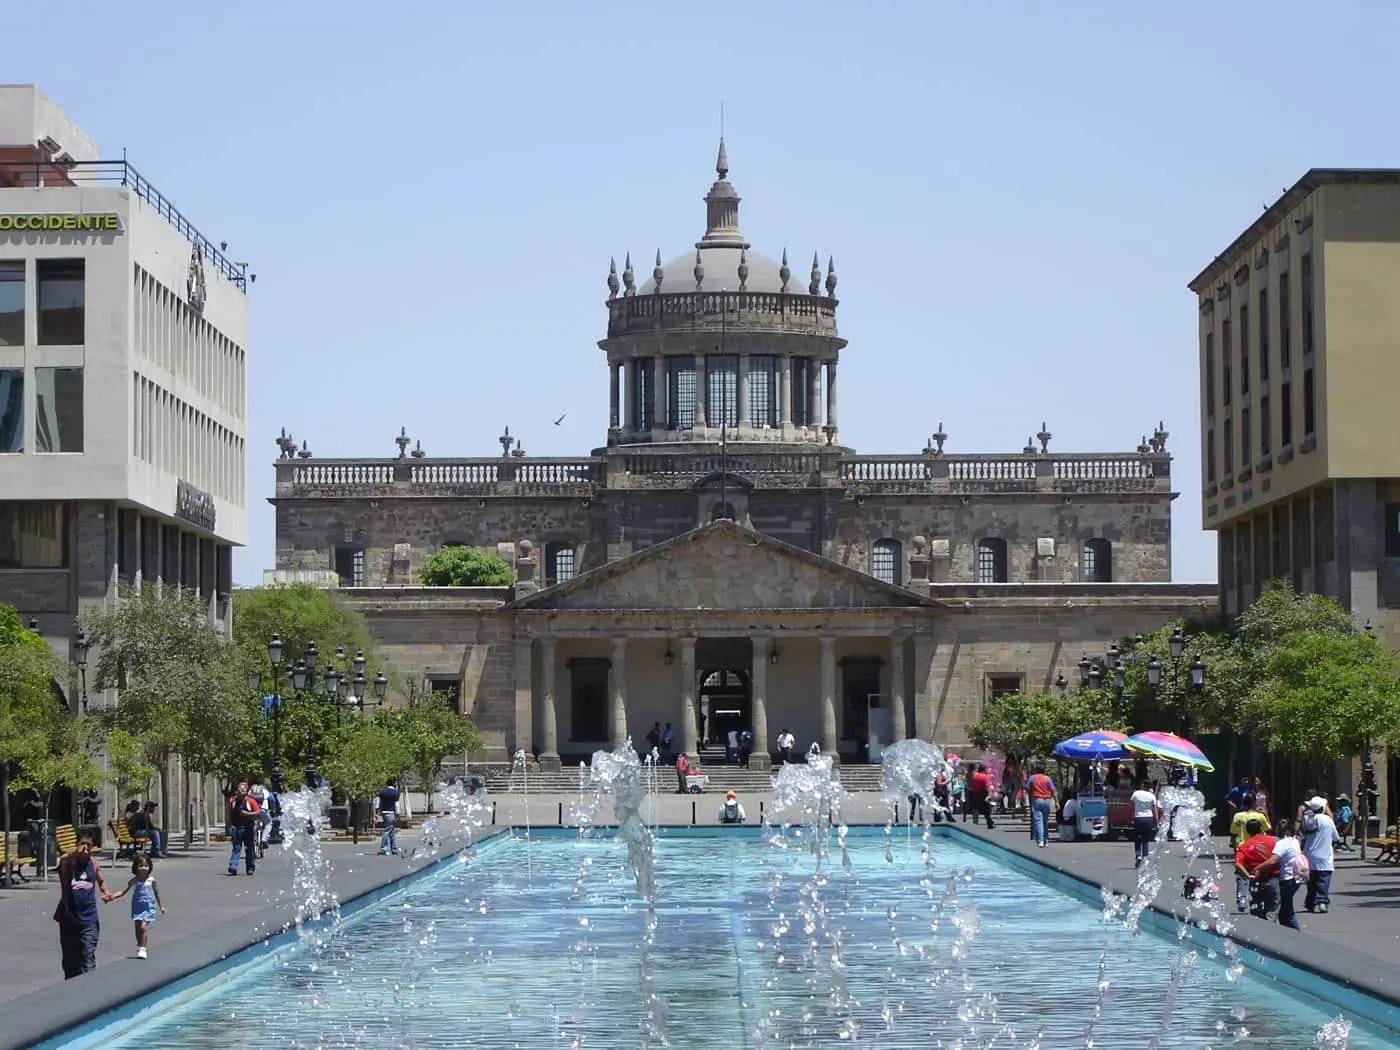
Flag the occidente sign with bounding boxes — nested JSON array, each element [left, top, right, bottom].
[[0, 213, 124, 233]]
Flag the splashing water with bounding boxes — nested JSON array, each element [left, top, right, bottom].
[[879, 738, 952, 860], [278, 784, 339, 935], [512, 749, 533, 882]]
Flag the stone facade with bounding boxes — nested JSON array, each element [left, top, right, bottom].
[[273, 140, 1211, 766]]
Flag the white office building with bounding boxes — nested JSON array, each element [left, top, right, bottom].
[[0, 85, 248, 683]]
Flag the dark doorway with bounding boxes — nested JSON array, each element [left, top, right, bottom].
[[699, 668, 750, 751], [840, 657, 882, 761]]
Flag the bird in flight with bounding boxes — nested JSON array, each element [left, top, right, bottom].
[[553, 414, 566, 426]]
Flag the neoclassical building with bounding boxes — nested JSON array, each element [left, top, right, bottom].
[[272, 142, 1216, 767]]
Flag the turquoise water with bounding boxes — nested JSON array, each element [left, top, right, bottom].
[[74, 829, 1391, 1048]]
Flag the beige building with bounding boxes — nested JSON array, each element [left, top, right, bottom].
[[1189, 168, 1400, 816]]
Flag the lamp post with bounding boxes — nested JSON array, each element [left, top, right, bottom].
[[1144, 629, 1207, 737], [72, 630, 89, 711]]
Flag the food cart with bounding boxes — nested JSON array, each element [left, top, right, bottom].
[[1051, 730, 1131, 841]]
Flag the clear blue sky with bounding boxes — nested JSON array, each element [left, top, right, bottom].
[[11, 2, 1396, 586]]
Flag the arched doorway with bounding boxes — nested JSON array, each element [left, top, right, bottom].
[[698, 668, 750, 750]]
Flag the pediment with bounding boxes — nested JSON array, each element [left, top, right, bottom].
[[511, 520, 930, 612]]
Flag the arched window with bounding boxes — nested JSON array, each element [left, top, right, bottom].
[[976, 538, 1008, 584], [711, 501, 736, 522], [1082, 539, 1112, 583], [871, 538, 901, 585], [545, 542, 577, 587]]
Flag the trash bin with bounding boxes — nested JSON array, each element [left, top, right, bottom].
[[350, 798, 374, 834], [23, 820, 56, 869], [328, 805, 350, 830]]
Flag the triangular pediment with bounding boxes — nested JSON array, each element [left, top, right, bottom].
[[510, 520, 931, 611]]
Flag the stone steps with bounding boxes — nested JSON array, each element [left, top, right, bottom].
[[473, 763, 888, 795]]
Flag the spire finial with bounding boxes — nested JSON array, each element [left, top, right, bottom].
[[779, 248, 791, 293], [809, 252, 821, 296], [737, 248, 749, 291], [607, 257, 620, 298], [825, 256, 838, 298], [716, 137, 729, 180], [693, 248, 705, 289], [697, 137, 749, 250], [622, 252, 635, 296], [652, 250, 665, 292]]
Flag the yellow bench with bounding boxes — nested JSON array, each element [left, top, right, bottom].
[[53, 823, 77, 858], [107, 817, 148, 861], [1364, 835, 1399, 863], [1, 836, 38, 883]]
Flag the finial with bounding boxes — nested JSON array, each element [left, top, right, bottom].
[[297, 440, 312, 459], [1024, 437, 1037, 455], [1137, 435, 1152, 455], [825, 256, 838, 298], [607, 257, 620, 298], [511, 438, 525, 458], [410, 440, 426, 459], [652, 250, 664, 291], [737, 248, 749, 291], [716, 137, 729, 180], [276, 428, 296, 459], [1152, 421, 1170, 453], [1036, 422, 1052, 453], [931, 422, 947, 454], [395, 427, 411, 458], [779, 248, 791, 293], [499, 427, 513, 457], [622, 252, 635, 297], [808, 252, 821, 295], [693, 248, 704, 289]]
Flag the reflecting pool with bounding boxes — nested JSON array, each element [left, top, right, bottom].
[[63, 829, 1393, 1048]]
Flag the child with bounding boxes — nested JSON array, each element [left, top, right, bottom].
[[109, 856, 165, 959]]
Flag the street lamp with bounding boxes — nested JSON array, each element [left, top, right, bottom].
[[1054, 672, 1068, 696], [72, 630, 89, 711], [1168, 628, 1186, 662], [253, 632, 288, 844], [1077, 654, 1092, 687], [26, 617, 40, 634], [1146, 629, 1206, 735]]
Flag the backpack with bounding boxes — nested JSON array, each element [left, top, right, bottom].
[[1300, 808, 1319, 835]]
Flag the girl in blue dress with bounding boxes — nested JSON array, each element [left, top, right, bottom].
[[110, 856, 165, 959]]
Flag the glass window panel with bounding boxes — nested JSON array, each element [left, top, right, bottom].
[[668, 356, 695, 430], [35, 366, 84, 453], [871, 539, 899, 585], [707, 355, 737, 427], [791, 357, 811, 425], [0, 501, 67, 568], [0, 261, 22, 346], [37, 259, 85, 345], [749, 355, 777, 427], [0, 368, 22, 452]]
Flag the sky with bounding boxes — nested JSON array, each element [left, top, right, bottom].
[[9, 2, 1397, 586]]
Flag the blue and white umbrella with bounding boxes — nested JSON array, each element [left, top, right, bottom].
[[1052, 730, 1129, 762]]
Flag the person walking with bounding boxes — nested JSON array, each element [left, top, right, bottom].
[[377, 777, 403, 856], [967, 763, 994, 829], [53, 833, 113, 979], [1026, 763, 1056, 847], [1300, 796, 1341, 914], [108, 856, 165, 959], [227, 780, 261, 876], [1130, 779, 1161, 867], [1249, 818, 1307, 930]]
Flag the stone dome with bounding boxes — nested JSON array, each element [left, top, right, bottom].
[[639, 246, 797, 296]]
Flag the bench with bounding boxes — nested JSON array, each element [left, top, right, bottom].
[[53, 823, 78, 858], [1364, 835, 1399, 864], [107, 818, 149, 862], [1, 836, 38, 884]]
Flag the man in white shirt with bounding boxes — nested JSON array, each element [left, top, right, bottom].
[[777, 730, 795, 764], [1130, 781, 1161, 867], [1300, 796, 1341, 914]]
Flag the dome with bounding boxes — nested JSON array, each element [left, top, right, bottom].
[[639, 246, 799, 296]]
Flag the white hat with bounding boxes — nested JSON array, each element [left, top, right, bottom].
[[1308, 796, 1327, 811]]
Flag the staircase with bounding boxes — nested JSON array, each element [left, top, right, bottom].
[[457, 761, 887, 795]]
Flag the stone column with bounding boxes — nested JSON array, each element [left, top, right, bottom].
[[539, 639, 560, 771], [779, 354, 793, 427], [912, 634, 935, 742], [695, 355, 708, 429], [808, 359, 822, 429], [826, 359, 838, 430], [609, 361, 620, 428], [737, 353, 751, 428], [749, 635, 771, 769], [513, 637, 533, 760], [819, 635, 838, 755], [652, 354, 666, 432], [622, 359, 636, 430], [889, 635, 907, 743], [680, 636, 698, 756], [610, 636, 628, 749]]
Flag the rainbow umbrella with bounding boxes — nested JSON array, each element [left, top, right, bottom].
[[1052, 729, 1129, 762], [1124, 731, 1215, 771]]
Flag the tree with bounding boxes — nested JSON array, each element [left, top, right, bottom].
[[319, 717, 412, 829], [0, 604, 61, 865], [390, 692, 484, 810], [105, 728, 158, 803], [14, 708, 105, 831], [79, 585, 252, 831], [1118, 623, 1240, 735], [416, 547, 513, 587], [968, 688, 1130, 763]]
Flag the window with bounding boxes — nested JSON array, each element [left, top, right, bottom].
[[568, 659, 610, 742], [791, 357, 812, 426], [334, 544, 365, 587], [0, 502, 67, 568], [1280, 382, 1293, 447], [987, 674, 1023, 702], [871, 539, 900, 585], [1206, 429, 1217, 483], [1279, 271, 1292, 368], [1300, 252, 1315, 357], [1204, 332, 1215, 412], [1303, 368, 1316, 437], [427, 678, 462, 716], [0, 368, 21, 452], [1221, 318, 1233, 407], [0, 261, 21, 346], [1240, 406, 1251, 468], [1239, 304, 1249, 395], [707, 354, 737, 427], [1260, 393, 1271, 457], [36, 259, 85, 345], [1258, 288, 1269, 382], [34, 367, 83, 453], [631, 358, 653, 431], [1223, 422, 1234, 476], [1082, 538, 1112, 582], [1385, 504, 1400, 559], [711, 501, 736, 522], [748, 355, 778, 426], [545, 542, 576, 586], [975, 538, 1008, 583], [667, 356, 696, 429]]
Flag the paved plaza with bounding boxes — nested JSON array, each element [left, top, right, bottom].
[[0, 794, 1396, 1048]]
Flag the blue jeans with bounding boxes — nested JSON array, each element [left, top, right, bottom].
[[1030, 798, 1052, 844], [228, 825, 256, 873], [1278, 878, 1300, 929], [378, 811, 398, 855], [1305, 869, 1333, 910], [59, 920, 99, 979], [146, 827, 165, 855], [1133, 817, 1157, 861]]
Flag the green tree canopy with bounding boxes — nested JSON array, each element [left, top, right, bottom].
[[320, 717, 412, 801], [967, 688, 1130, 762], [0, 604, 63, 850], [416, 547, 513, 587], [389, 692, 484, 809], [232, 583, 374, 676]]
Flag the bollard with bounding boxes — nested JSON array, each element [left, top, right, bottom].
[[759, 800, 764, 821], [492, 800, 498, 825], [691, 799, 696, 826], [558, 801, 563, 826]]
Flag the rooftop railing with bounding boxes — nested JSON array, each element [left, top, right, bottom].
[[0, 159, 248, 291]]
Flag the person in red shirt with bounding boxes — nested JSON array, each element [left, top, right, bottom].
[[1233, 818, 1277, 918], [967, 764, 994, 829], [1026, 763, 1056, 847]]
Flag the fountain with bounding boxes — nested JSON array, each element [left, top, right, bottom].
[[510, 748, 533, 881]]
